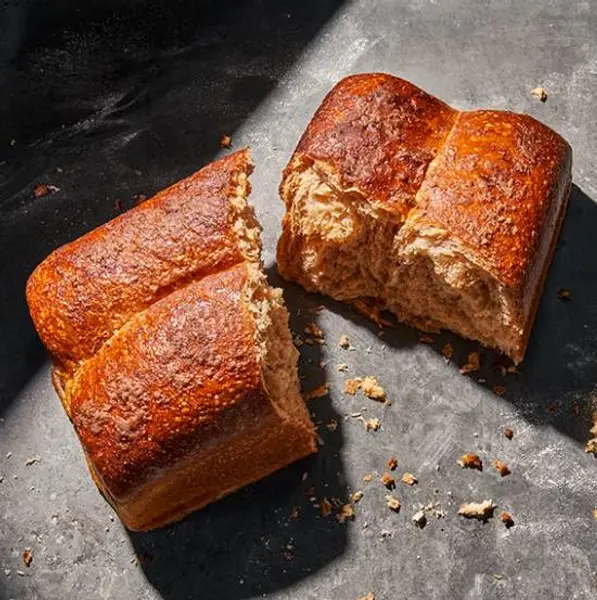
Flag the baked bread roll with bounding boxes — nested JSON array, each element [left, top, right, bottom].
[[27, 149, 316, 531], [278, 74, 572, 363]]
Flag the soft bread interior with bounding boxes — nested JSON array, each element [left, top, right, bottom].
[[229, 167, 263, 263], [280, 161, 524, 360], [243, 263, 316, 436]]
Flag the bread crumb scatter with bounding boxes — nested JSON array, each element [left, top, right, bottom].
[[381, 473, 396, 489], [457, 453, 483, 471], [386, 495, 401, 512], [363, 473, 374, 483], [499, 511, 515, 528], [304, 384, 329, 401], [387, 457, 398, 471], [412, 509, 427, 528], [220, 134, 232, 148], [460, 352, 481, 374], [458, 500, 496, 520], [337, 363, 349, 372], [339, 335, 351, 349], [360, 376, 386, 401], [492, 459, 511, 477], [401, 472, 418, 486], [351, 490, 364, 504], [22, 550, 32, 568], [336, 503, 356, 523], [531, 86, 548, 102], [441, 343, 454, 361], [304, 322, 324, 339], [364, 418, 381, 431], [503, 427, 514, 440], [326, 419, 338, 432], [493, 385, 506, 397]]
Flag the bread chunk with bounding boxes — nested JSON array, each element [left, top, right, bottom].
[[27, 150, 316, 530], [278, 74, 572, 362]]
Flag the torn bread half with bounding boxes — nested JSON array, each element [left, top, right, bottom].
[[27, 149, 316, 530], [277, 74, 572, 363]]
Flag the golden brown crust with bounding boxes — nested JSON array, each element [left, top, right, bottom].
[[416, 110, 572, 288], [67, 264, 313, 506], [27, 150, 316, 529], [284, 73, 457, 217], [26, 149, 253, 375]]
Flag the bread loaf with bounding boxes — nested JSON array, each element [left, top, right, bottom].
[[27, 149, 316, 530], [278, 74, 572, 363]]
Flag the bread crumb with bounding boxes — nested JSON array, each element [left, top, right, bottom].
[[460, 352, 481, 374], [457, 453, 483, 471], [412, 509, 427, 528], [304, 322, 324, 339], [364, 418, 381, 431], [401, 472, 418, 486], [386, 496, 401, 512], [592, 507, 597, 520], [220, 134, 232, 148], [25, 457, 39, 467], [336, 504, 356, 523], [22, 550, 32, 568], [363, 473, 373, 483], [304, 384, 329, 401], [419, 334, 435, 344], [344, 378, 362, 395], [290, 505, 300, 519], [441, 343, 454, 361], [381, 473, 395, 489], [326, 419, 338, 432], [492, 459, 511, 477], [531, 86, 548, 102], [358, 593, 376, 600], [351, 490, 364, 504], [557, 287, 571, 301], [499, 511, 515, 528], [387, 456, 398, 471], [34, 183, 60, 198], [503, 427, 514, 440], [293, 334, 304, 347], [339, 335, 350, 349], [320, 497, 332, 517], [337, 363, 349, 372], [360, 376, 386, 401], [584, 439, 597, 455], [493, 385, 506, 397], [458, 500, 496, 520]]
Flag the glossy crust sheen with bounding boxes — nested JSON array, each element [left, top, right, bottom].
[[285, 73, 457, 218], [416, 110, 572, 289], [26, 150, 253, 377]]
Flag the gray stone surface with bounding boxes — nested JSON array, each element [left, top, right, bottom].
[[1, 0, 597, 599]]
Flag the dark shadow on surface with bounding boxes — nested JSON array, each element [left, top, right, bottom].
[[0, 0, 345, 413], [130, 272, 349, 600]]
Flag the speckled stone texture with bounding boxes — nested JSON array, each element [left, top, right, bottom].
[[1, 1, 597, 599]]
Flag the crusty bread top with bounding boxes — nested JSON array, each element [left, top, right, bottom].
[[416, 110, 572, 288], [284, 73, 572, 289], [26, 149, 255, 374], [69, 263, 268, 500], [284, 73, 457, 218]]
